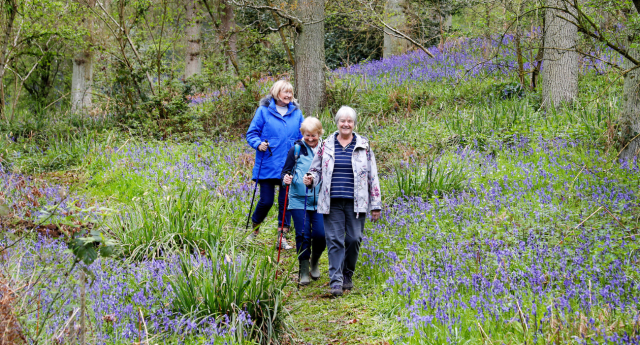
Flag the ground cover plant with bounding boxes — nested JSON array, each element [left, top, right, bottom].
[[1, 30, 639, 345]]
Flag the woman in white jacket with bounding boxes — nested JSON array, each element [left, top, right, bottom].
[[304, 106, 382, 297]]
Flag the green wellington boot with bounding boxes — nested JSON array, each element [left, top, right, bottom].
[[309, 252, 320, 280], [299, 260, 311, 286]]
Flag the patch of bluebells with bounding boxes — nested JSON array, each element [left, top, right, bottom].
[[0, 164, 96, 221], [360, 136, 640, 343], [3, 238, 252, 344], [333, 34, 624, 91], [93, 140, 254, 201]]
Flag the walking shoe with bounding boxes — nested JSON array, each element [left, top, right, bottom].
[[342, 275, 353, 291], [299, 260, 311, 286], [277, 232, 293, 250], [246, 231, 259, 243], [309, 252, 320, 280], [329, 284, 343, 297]]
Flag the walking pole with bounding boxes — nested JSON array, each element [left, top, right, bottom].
[[245, 140, 270, 231], [301, 173, 311, 236], [276, 174, 291, 277]]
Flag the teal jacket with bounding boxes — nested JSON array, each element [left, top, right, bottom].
[[280, 139, 322, 210]]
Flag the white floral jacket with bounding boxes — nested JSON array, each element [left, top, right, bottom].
[[308, 132, 382, 215]]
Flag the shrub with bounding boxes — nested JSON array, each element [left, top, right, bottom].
[[384, 155, 467, 201], [171, 242, 289, 344], [108, 187, 228, 260]]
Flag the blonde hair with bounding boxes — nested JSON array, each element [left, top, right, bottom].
[[300, 117, 324, 136], [270, 80, 295, 102]]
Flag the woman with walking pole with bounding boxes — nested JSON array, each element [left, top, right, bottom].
[[246, 80, 303, 249], [304, 106, 382, 296], [282, 117, 326, 285]]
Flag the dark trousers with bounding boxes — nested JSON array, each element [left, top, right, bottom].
[[323, 198, 365, 286], [290, 209, 325, 261], [251, 179, 291, 228]]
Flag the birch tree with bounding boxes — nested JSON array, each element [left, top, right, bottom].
[[71, 0, 99, 112]]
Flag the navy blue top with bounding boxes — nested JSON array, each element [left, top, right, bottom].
[[330, 135, 357, 199]]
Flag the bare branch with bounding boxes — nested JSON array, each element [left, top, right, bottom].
[[94, 0, 156, 95], [228, 0, 304, 24]]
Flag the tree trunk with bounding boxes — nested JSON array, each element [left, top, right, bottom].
[[619, 37, 640, 161], [71, 0, 97, 112], [219, 0, 237, 64], [541, 0, 578, 108], [383, 0, 410, 58], [531, 11, 545, 90], [0, 0, 17, 120], [294, 0, 325, 116], [185, 0, 202, 79], [71, 51, 93, 111]]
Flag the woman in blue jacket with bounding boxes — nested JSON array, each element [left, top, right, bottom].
[[246, 80, 303, 249], [282, 117, 325, 285]]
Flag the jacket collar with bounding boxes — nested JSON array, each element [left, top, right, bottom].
[[259, 95, 299, 118], [325, 131, 369, 150], [324, 131, 368, 154]]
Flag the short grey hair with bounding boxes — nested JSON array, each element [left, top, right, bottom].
[[334, 106, 357, 125]]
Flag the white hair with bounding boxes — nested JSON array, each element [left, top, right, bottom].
[[334, 106, 357, 125]]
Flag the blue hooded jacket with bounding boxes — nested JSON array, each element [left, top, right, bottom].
[[246, 95, 304, 181], [280, 139, 322, 210]]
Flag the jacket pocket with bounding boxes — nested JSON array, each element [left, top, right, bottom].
[[263, 137, 281, 148]]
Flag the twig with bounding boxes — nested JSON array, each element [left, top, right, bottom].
[[79, 270, 86, 345], [139, 308, 150, 345], [569, 164, 586, 189], [603, 206, 630, 229], [52, 308, 79, 343], [114, 139, 131, 154], [477, 321, 494, 344], [556, 206, 604, 246], [516, 300, 529, 334], [42, 92, 70, 111], [574, 206, 603, 229], [614, 132, 640, 160]]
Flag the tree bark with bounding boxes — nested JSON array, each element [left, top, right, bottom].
[[541, 0, 578, 108], [294, 0, 325, 116], [185, 0, 202, 79], [383, 0, 410, 58], [71, 0, 97, 112], [531, 11, 545, 90], [0, 0, 17, 120], [219, 0, 237, 64], [619, 34, 640, 161], [71, 51, 93, 111]]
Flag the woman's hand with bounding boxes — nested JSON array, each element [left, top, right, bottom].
[[303, 174, 313, 186], [283, 174, 293, 185], [371, 210, 381, 222], [258, 142, 269, 152]]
